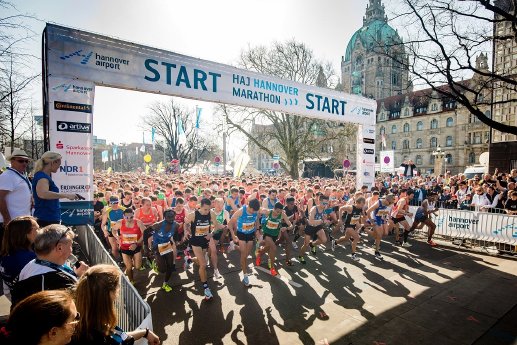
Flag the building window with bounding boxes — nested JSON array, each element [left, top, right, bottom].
[[430, 155, 435, 164], [430, 137, 438, 148], [473, 132, 482, 144], [391, 125, 397, 134], [417, 121, 423, 131], [469, 152, 476, 164], [403, 139, 409, 149], [430, 119, 438, 129], [431, 103, 438, 111], [416, 138, 423, 148], [380, 126, 385, 134], [404, 108, 409, 116], [446, 136, 453, 147], [445, 154, 453, 164], [416, 155, 423, 165], [391, 141, 397, 150], [403, 123, 410, 132], [446, 117, 453, 127], [471, 114, 481, 123]]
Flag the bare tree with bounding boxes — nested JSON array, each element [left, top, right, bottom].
[[141, 98, 214, 171], [382, 0, 517, 135], [217, 40, 355, 178]]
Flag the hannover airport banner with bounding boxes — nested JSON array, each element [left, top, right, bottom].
[[44, 24, 377, 224]]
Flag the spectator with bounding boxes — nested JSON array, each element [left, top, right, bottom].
[[459, 193, 474, 211], [11, 224, 89, 307], [482, 185, 502, 213], [0, 216, 38, 300], [505, 191, 517, 215], [32, 151, 79, 227], [71, 264, 160, 345], [400, 160, 417, 178], [0, 290, 78, 345], [0, 149, 33, 247], [471, 187, 490, 211]]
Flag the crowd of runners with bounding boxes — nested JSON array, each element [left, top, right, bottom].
[[93, 169, 517, 301]]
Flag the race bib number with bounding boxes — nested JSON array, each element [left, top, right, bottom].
[[266, 220, 280, 229], [195, 225, 210, 236], [158, 242, 173, 255], [350, 216, 360, 225], [377, 209, 389, 216], [242, 222, 255, 232], [121, 233, 138, 245]]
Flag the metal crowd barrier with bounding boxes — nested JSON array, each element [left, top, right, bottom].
[[75, 225, 153, 338], [405, 207, 517, 254]]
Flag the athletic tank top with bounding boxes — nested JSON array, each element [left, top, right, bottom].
[[374, 200, 389, 219], [119, 219, 142, 250], [267, 198, 278, 210], [136, 208, 157, 226], [153, 221, 176, 246], [192, 211, 211, 237], [106, 206, 126, 232], [343, 206, 362, 228], [120, 198, 133, 209], [225, 196, 240, 213], [262, 210, 283, 236], [237, 205, 258, 234]]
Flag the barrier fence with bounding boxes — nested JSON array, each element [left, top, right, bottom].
[[405, 206, 517, 253], [75, 225, 153, 341]]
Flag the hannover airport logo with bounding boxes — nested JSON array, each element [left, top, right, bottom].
[[60, 49, 93, 65]]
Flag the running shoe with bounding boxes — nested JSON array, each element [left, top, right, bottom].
[[331, 239, 336, 252], [228, 241, 236, 252], [268, 259, 272, 269], [285, 259, 294, 266], [214, 269, 222, 279], [204, 287, 213, 300], [255, 255, 261, 266], [150, 260, 159, 273], [161, 282, 172, 292], [138, 265, 146, 271], [374, 251, 384, 260], [310, 243, 317, 256], [401, 241, 412, 248], [351, 253, 359, 262], [395, 240, 402, 246], [183, 256, 191, 270], [242, 275, 250, 287], [427, 240, 438, 247], [270, 267, 278, 276], [292, 241, 298, 249], [298, 256, 306, 264]]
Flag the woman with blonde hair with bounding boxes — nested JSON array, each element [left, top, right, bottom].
[[72, 264, 160, 345], [32, 151, 78, 227]]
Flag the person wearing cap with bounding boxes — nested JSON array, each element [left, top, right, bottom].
[[32, 151, 79, 227], [0, 149, 33, 246]]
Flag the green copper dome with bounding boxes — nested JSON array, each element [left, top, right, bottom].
[[345, 19, 402, 62]]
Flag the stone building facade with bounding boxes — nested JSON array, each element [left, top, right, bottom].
[[341, 0, 412, 99]]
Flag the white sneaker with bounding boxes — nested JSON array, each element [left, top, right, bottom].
[[402, 242, 412, 248], [242, 275, 250, 287], [331, 239, 336, 252], [228, 241, 236, 252], [214, 269, 222, 279], [351, 253, 360, 262]]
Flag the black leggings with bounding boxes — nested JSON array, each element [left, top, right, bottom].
[[154, 250, 176, 283]]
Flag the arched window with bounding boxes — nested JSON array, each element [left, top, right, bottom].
[[446, 136, 453, 147], [403, 123, 410, 132], [380, 126, 385, 135], [430, 119, 438, 129], [445, 154, 453, 164], [416, 155, 423, 165], [416, 138, 423, 149], [469, 152, 476, 164], [430, 137, 438, 148], [417, 121, 423, 131], [391, 125, 397, 134], [391, 141, 397, 150], [446, 117, 454, 127], [403, 139, 409, 149]]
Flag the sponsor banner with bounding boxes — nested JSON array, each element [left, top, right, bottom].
[[406, 207, 517, 245], [380, 150, 395, 173], [60, 201, 94, 226], [46, 24, 376, 126], [356, 125, 375, 190], [49, 76, 94, 225]]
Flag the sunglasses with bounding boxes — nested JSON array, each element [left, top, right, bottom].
[[124, 214, 134, 219], [55, 228, 74, 247], [67, 312, 81, 325], [14, 159, 29, 164]]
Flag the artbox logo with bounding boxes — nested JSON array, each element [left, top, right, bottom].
[[57, 120, 92, 133], [60, 48, 130, 71]]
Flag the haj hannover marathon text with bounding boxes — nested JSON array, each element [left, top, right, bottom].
[[232, 74, 347, 115]]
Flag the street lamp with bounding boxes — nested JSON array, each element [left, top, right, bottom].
[[432, 145, 447, 175]]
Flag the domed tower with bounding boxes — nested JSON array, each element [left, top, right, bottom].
[[341, 0, 411, 99]]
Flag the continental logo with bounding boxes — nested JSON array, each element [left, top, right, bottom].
[[363, 148, 375, 155], [54, 101, 92, 113]]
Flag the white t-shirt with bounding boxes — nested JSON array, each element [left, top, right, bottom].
[[0, 168, 32, 223]]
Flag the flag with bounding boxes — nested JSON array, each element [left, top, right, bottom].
[[145, 164, 150, 175], [112, 145, 118, 157], [381, 134, 387, 149], [196, 107, 202, 129], [135, 146, 138, 155], [157, 161, 163, 172], [151, 127, 156, 150], [107, 167, 112, 174], [101, 150, 109, 163], [177, 118, 187, 146]]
